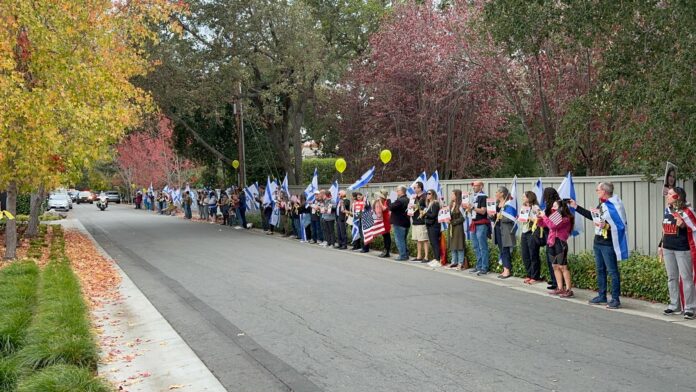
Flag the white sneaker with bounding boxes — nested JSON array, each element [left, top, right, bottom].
[[300, 240, 307, 243], [428, 260, 440, 267], [234, 226, 242, 230]]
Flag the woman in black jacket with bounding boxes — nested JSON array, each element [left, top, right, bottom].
[[424, 189, 441, 267]]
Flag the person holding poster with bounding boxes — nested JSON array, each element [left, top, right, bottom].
[[493, 187, 516, 279], [424, 189, 441, 267], [658, 187, 695, 320], [446, 189, 467, 270], [538, 200, 575, 297], [571, 182, 626, 309], [663, 162, 677, 196], [542, 188, 561, 290], [467, 181, 491, 275], [520, 191, 543, 284]]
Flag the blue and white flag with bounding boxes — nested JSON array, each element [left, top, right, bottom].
[[281, 174, 290, 197], [299, 213, 310, 241], [407, 172, 428, 197], [304, 168, 319, 203], [557, 172, 583, 236], [163, 185, 170, 194], [502, 176, 518, 222], [425, 171, 441, 198], [263, 176, 274, 207], [347, 166, 375, 191], [244, 187, 257, 211], [148, 182, 154, 195], [329, 180, 340, 205], [533, 178, 545, 210], [602, 195, 629, 261], [270, 205, 281, 226]]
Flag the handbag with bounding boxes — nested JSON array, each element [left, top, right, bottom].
[[532, 226, 548, 247]]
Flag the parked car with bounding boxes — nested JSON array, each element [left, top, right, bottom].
[[47, 193, 70, 211], [52, 189, 73, 209], [105, 191, 121, 204], [67, 190, 79, 202], [77, 191, 94, 204]]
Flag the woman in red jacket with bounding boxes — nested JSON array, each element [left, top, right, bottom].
[[538, 200, 574, 298]]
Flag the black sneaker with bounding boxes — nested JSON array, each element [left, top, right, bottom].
[[663, 308, 680, 315], [606, 299, 621, 309], [547, 284, 557, 290], [685, 311, 695, 320], [476, 271, 488, 276], [468, 268, 479, 274], [589, 296, 607, 305]]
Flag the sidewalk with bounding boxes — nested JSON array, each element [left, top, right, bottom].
[[62, 219, 227, 392]]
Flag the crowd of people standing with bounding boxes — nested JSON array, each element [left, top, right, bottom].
[[134, 177, 695, 321]]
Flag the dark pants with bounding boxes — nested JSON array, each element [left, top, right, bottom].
[[382, 232, 391, 255], [292, 217, 301, 238], [594, 243, 621, 301], [337, 218, 347, 247], [184, 204, 192, 219], [222, 206, 229, 225], [426, 224, 441, 260], [263, 208, 273, 232], [239, 208, 247, 228], [324, 219, 336, 245], [358, 221, 369, 251], [521, 232, 542, 279]]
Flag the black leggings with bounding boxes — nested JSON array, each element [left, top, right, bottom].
[[426, 224, 441, 260], [521, 231, 542, 279]]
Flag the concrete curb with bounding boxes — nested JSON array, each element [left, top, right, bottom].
[[62, 218, 227, 392]]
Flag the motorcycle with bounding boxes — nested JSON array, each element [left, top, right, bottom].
[[96, 197, 108, 211]]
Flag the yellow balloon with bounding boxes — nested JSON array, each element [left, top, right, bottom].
[[380, 149, 392, 164], [232, 159, 240, 169], [335, 158, 347, 173]]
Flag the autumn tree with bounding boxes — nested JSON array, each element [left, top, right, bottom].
[[0, 0, 182, 259]]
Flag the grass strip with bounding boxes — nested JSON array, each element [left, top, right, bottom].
[[16, 364, 110, 392], [0, 262, 40, 356]]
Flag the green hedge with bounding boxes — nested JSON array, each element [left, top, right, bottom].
[[243, 212, 670, 303]]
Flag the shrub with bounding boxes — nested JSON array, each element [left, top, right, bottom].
[[17, 364, 110, 392], [0, 357, 19, 392]]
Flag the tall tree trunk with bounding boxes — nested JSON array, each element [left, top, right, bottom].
[[3, 181, 18, 260], [26, 184, 44, 238]]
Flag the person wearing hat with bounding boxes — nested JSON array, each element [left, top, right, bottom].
[[372, 190, 392, 258]]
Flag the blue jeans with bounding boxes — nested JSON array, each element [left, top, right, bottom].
[[500, 246, 512, 270], [393, 225, 409, 259], [451, 250, 465, 265], [311, 220, 321, 242], [472, 224, 490, 272], [293, 218, 301, 238], [594, 243, 621, 301]]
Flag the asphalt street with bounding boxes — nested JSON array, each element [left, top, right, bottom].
[[74, 204, 696, 392]]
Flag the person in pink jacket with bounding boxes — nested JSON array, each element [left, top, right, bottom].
[[538, 200, 575, 298]]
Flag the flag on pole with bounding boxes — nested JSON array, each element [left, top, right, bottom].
[[263, 176, 274, 207], [304, 168, 319, 203], [347, 166, 375, 191], [362, 210, 385, 245], [533, 178, 545, 210], [281, 173, 290, 197], [502, 176, 518, 222], [557, 172, 583, 236], [407, 172, 428, 197], [425, 171, 441, 198], [329, 180, 340, 205]]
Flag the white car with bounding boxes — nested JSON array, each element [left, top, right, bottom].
[[47, 193, 71, 211]]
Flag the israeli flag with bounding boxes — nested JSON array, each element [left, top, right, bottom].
[[329, 180, 340, 205], [425, 171, 440, 198], [407, 172, 428, 197], [533, 178, 545, 210], [148, 182, 154, 195], [557, 172, 583, 236], [304, 168, 319, 203], [347, 166, 375, 191], [244, 187, 257, 211], [270, 205, 281, 226], [602, 195, 629, 261], [502, 176, 518, 222], [263, 176, 274, 207], [299, 213, 309, 240], [281, 174, 290, 197], [163, 185, 170, 194], [351, 219, 360, 243]]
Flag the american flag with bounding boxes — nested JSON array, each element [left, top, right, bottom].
[[362, 211, 385, 245], [549, 211, 563, 226]]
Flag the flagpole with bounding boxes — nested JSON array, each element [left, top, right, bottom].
[[236, 81, 246, 187]]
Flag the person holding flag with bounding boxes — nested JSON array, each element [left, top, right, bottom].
[[571, 182, 626, 309], [658, 187, 695, 319], [493, 186, 516, 279], [410, 182, 430, 263], [336, 190, 351, 249], [388, 185, 411, 261]]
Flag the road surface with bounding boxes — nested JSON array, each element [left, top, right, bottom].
[[74, 204, 696, 392]]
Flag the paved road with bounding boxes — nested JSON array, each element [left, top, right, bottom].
[[75, 204, 696, 392]]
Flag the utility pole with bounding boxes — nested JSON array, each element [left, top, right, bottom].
[[235, 81, 246, 186]]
